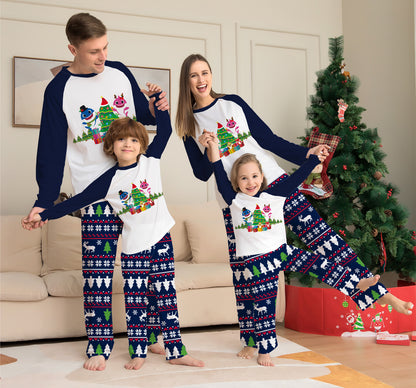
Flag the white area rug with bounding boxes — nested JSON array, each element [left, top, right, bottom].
[[0, 329, 388, 388]]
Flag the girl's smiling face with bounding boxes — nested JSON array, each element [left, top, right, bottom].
[[113, 136, 141, 167], [236, 161, 264, 196]]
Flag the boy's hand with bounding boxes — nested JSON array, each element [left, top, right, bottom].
[[142, 83, 169, 116]]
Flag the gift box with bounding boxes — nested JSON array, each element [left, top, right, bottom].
[[284, 284, 416, 336], [376, 332, 410, 346]]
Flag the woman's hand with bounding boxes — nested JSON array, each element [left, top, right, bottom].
[[198, 129, 216, 148], [307, 144, 330, 162]]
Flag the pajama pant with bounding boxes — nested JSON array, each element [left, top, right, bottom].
[[223, 174, 389, 347], [81, 201, 161, 359], [238, 243, 362, 354], [122, 233, 186, 360]]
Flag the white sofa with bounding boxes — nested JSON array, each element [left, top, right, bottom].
[[0, 202, 285, 342]]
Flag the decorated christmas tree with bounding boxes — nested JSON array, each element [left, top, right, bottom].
[[287, 36, 416, 285], [98, 97, 119, 136]]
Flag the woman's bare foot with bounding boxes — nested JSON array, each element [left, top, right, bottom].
[[148, 342, 165, 355], [377, 293, 414, 315], [237, 346, 257, 359], [83, 355, 106, 371], [357, 274, 380, 291], [169, 355, 204, 367], [257, 353, 274, 367], [125, 357, 146, 370]]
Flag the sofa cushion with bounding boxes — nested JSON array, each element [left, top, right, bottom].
[[0, 272, 48, 301], [183, 202, 229, 264], [0, 215, 42, 275], [174, 262, 233, 292], [43, 266, 124, 297], [167, 204, 192, 262]]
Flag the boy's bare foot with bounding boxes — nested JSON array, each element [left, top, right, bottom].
[[257, 353, 274, 367], [125, 357, 146, 370], [83, 355, 106, 371], [169, 355, 204, 367], [148, 342, 165, 355], [357, 274, 380, 291], [237, 346, 257, 359], [377, 293, 414, 315]]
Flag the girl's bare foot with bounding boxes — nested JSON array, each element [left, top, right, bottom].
[[125, 357, 146, 370], [257, 353, 274, 367], [148, 342, 165, 355], [169, 355, 204, 367], [83, 355, 106, 371], [377, 293, 414, 315], [237, 346, 257, 359], [357, 274, 380, 291]]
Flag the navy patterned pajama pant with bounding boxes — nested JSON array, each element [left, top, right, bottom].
[[238, 244, 362, 354], [223, 174, 389, 347], [81, 201, 172, 360]]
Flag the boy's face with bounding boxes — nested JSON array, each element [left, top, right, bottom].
[[68, 35, 108, 74], [113, 137, 141, 167], [237, 162, 264, 196]]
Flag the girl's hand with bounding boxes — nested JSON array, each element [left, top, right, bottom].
[[21, 213, 44, 231], [307, 144, 330, 162], [198, 129, 216, 148], [206, 136, 220, 162]]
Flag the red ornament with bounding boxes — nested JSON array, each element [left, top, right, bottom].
[[387, 189, 393, 199], [333, 212, 339, 218], [343, 165, 347, 170], [413, 246, 416, 255], [339, 229, 346, 237]]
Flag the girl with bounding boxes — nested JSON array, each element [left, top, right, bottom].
[[22, 92, 204, 371], [206, 136, 413, 366], [176, 54, 413, 359]]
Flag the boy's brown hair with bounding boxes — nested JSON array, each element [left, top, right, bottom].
[[230, 153, 268, 192], [65, 13, 107, 47], [103, 117, 149, 161]]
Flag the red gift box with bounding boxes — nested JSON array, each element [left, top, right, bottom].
[[376, 332, 410, 346], [284, 284, 416, 336]]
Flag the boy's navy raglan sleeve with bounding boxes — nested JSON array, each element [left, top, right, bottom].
[[40, 166, 117, 221], [34, 74, 70, 209], [267, 155, 320, 197], [183, 136, 213, 181], [108, 61, 156, 126], [223, 95, 309, 166], [145, 93, 172, 159], [212, 160, 236, 206]]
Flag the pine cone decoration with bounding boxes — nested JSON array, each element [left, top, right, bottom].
[[374, 171, 382, 180], [384, 209, 393, 217]]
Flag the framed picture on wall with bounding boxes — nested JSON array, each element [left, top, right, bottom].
[[12, 56, 171, 132]]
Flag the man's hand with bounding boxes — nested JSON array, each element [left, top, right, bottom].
[[142, 82, 169, 117]]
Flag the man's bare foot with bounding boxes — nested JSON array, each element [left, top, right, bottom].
[[357, 274, 380, 291], [125, 357, 146, 370], [377, 293, 414, 315], [237, 346, 257, 359], [169, 355, 204, 367], [83, 355, 106, 371], [257, 353, 274, 367], [148, 342, 165, 355]]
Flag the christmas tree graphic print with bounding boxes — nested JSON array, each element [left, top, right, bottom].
[[215, 117, 250, 158], [118, 180, 163, 216], [236, 204, 282, 233], [74, 94, 133, 145]]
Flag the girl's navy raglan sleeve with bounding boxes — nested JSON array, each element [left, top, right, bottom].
[[266, 155, 320, 197], [145, 93, 172, 159], [108, 61, 156, 126], [34, 73, 71, 209], [223, 95, 309, 166], [40, 166, 117, 221], [183, 136, 213, 181], [212, 160, 236, 206]]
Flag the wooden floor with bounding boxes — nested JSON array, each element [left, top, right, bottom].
[[275, 323, 416, 387]]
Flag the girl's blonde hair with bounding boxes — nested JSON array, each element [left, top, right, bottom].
[[175, 54, 223, 139], [230, 153, 268, 192], [103, 117, 149, 161]]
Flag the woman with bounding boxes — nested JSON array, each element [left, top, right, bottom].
[[175, 54, 411, 359]]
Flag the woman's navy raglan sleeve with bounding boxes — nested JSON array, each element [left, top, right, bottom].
[[34, 73, 70, 209], [145, 93, 172, 159], [266, 155, 320, 197], [183, 136, 213, 181], [108, 61, 156, 126], [223, 94, 309, 166], [40, 166, 117, 221]]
